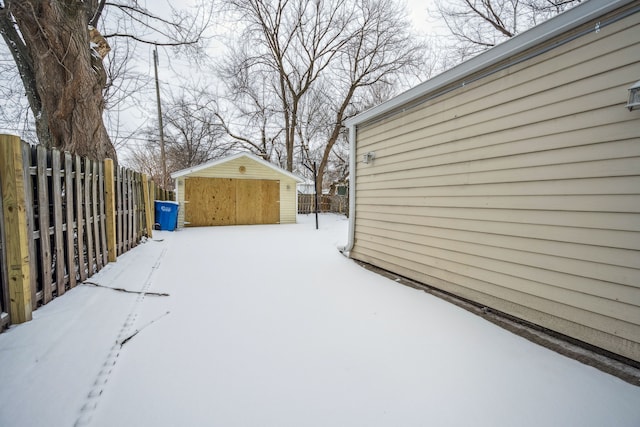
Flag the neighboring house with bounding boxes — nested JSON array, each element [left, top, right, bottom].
[[171, 153, 303, 227], [343, 0, 640, 363], [297, 180, 316, 195]]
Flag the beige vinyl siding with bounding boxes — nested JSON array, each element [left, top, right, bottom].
[[176, 178, 184, 227], [175, 156, 298, 227], [350, 8, 640, 361]]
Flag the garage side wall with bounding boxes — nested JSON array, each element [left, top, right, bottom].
[[175, 157, 298, 227], [351, 9, 640, 361], [176, 177, 185, 228]]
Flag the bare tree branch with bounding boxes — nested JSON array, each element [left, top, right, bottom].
[[0, 0, 212, 157], [218, 0, 425, 192], [432, 0, 581, 63]]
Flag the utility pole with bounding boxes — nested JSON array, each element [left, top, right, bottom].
[[153, 47, 167, 188]]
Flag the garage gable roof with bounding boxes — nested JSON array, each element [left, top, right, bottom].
[[344, 0, 632, 128], [170, 152, 304, 182]]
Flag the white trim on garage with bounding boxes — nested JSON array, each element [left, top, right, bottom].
[[171, 152, 304, 183]]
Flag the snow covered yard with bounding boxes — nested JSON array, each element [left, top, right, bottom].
[[1, 214, 639, 426]]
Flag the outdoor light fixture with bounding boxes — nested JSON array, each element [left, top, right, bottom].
[[362, 152, 376, 164], [626, 80, 640, 111]]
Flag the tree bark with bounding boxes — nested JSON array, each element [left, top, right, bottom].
[[4, 0, 115, 161], [316, 87, 355, 198]]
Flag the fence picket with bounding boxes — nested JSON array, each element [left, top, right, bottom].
[[0, 166, 9, 331], [0, 136, 174, 329], [298, 194, 348, 215], [0, 159, 7, 326], [116, 167, 123, 255], [98, 161, 108, 266], [37, 145, 53, 303], [134, 173, 141, 241], [84, 158, 95, 277], [127, 170, 134, 250], [121, 170, 127, 252], [92, 161, 102, 271], [0, 183, 7, 328], [149, 181, 156, 230], [22, 143, 38, 307], [120, 170, 127, 252], [75, 155, 87, 282], [142, 175, 152, 239], [52, 150, 65, 296], [0, 135, 32, 323], [64, 153, 77, 289]]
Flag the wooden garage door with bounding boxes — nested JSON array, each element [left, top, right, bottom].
[[184, 177, 280, 226]]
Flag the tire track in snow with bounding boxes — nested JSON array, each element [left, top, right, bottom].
[[74, 245, 168, 427]]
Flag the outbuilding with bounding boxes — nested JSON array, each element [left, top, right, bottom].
[[171, 153, 303, 227], [343, 0, 640, 363]]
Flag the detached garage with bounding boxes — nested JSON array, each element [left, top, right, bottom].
[[171, 153, 303, 227], [344, 0, 640, 363]]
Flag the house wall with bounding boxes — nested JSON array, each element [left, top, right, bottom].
[[350, 6, 640, 362], [175, 156, 298, 227]]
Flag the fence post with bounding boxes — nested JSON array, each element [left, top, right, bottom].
[[142, 175, 153, 238], [104, 159, 117, 263], [149, 180, 156, 228], [0, 135, 32, 323]]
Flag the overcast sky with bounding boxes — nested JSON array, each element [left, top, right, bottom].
[[117, 0, 442, 148], [144, 0, 443, 90], [406, 0, 435, 31], [150, 0, 440, 36]]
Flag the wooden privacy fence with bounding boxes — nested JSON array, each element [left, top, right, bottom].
[[0, 134, 174, 330], [298, 194, 348, 215]]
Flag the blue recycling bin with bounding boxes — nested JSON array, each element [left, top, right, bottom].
[[155, 201, 179, 231]]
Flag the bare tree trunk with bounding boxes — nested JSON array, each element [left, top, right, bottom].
[[286, 101, 298, 172], [222, 0, 424, 185], [6, 0, 115, 161]]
